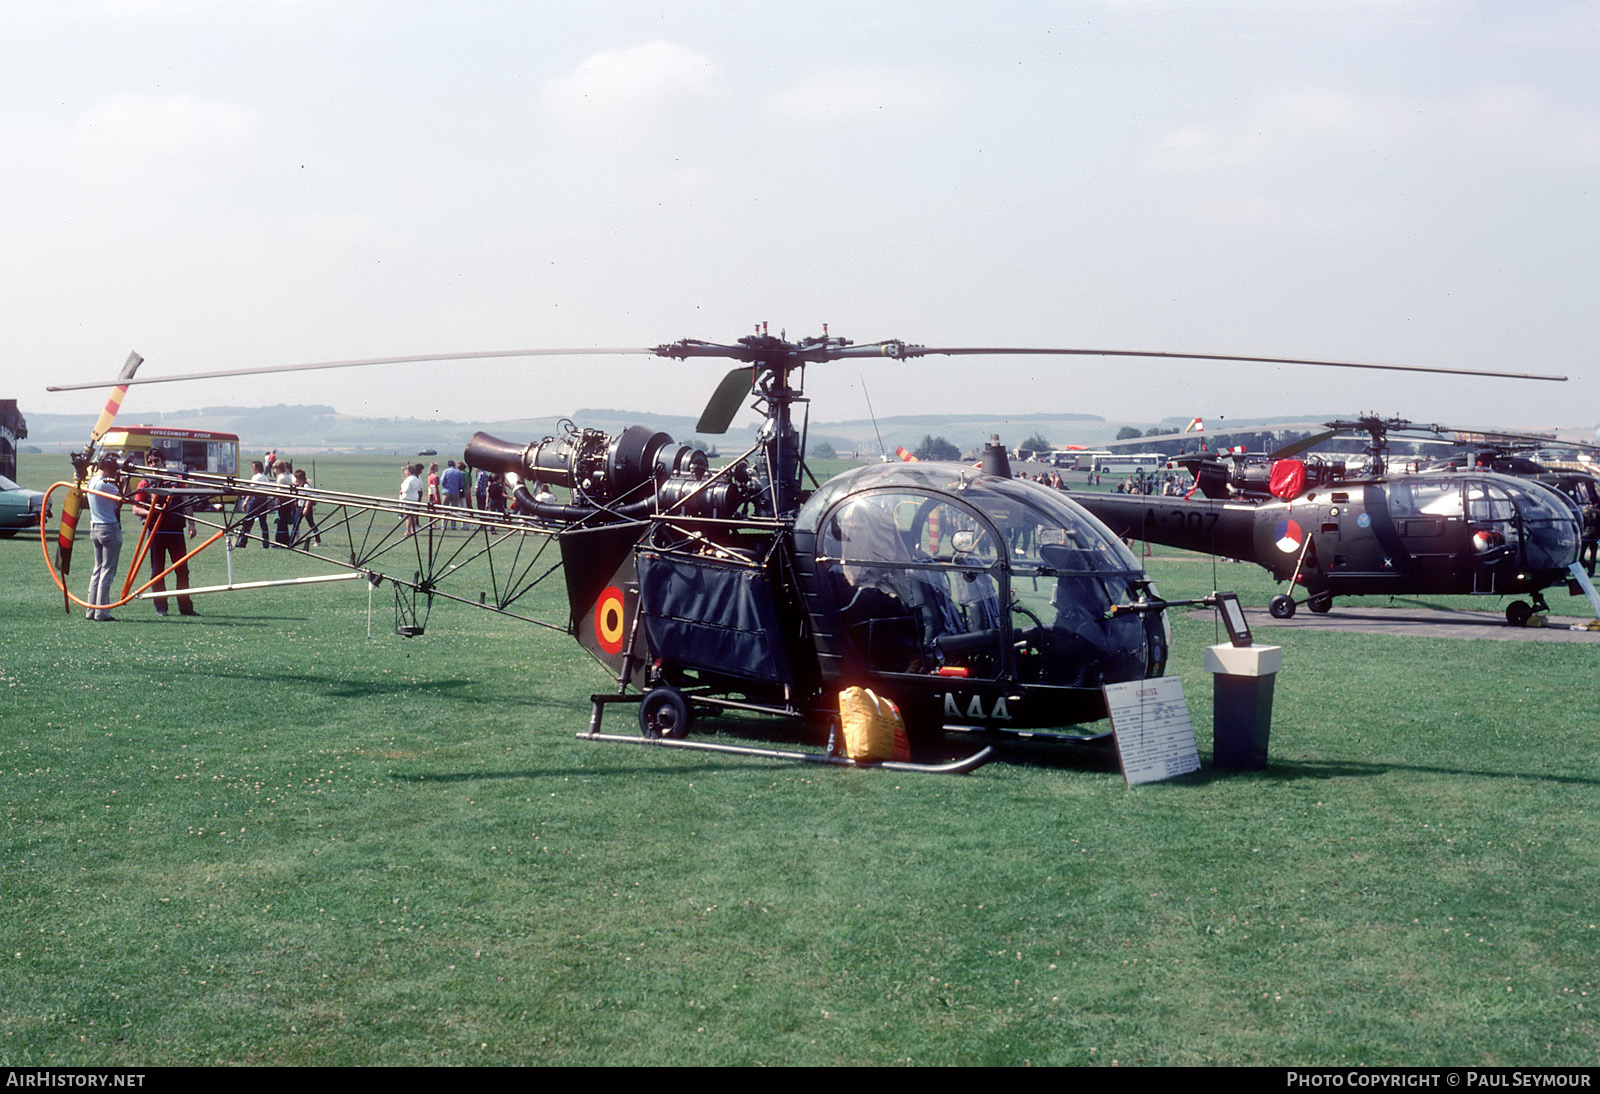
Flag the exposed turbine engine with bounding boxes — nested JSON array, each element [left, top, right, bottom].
[[466, 422, 755, 519]]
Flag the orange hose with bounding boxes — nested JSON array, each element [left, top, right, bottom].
[[39, 481, 226, 612], [120, 507, 158, 601]]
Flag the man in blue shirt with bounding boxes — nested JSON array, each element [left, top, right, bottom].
[[440, 459, 467, 530], [84, 456, 122, 621]]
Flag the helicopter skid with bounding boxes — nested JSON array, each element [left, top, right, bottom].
[[574, 730, 996, 775], [586, 689, 805, 729], [944, 723, 1113, 744], [583, 692, 995, 774]]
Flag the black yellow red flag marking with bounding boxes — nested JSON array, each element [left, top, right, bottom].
[[595, 586, 627, 654]]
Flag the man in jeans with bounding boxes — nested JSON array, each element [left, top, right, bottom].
[[440, 459, 467, 529], [237, 460, 273, 547], [84, 456, 123, 622]]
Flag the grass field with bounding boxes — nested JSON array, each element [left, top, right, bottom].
[[2, 454, 1597, 1065]]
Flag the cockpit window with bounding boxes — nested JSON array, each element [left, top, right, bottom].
[[1461, 478, 1582, 573], [1465, 481, 1516, 523], [966, 489, 1142, 574], [1508, 479, 1580, 523], [821, 492, 1001, 676]]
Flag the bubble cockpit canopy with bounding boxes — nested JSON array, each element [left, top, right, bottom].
[[795, 463, 1165, 694]]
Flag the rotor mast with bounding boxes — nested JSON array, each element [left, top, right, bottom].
[[1322, 416, 1448, 477], [654, 323, 849, 516]]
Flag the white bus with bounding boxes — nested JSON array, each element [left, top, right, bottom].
[[1049, 449, 1108, 471], [1091, 452, 1165, 476]]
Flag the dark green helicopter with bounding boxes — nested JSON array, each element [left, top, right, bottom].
[[1077, 416, 1593, 627]]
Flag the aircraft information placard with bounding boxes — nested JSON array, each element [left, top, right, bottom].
[[1103, 677, 1200, 785]]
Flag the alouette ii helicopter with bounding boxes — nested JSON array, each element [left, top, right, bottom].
[[42, 329, 1568, 772], [1077, 415, 1597, 627]]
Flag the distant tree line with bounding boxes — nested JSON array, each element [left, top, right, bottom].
[[913, 435, 960, 461]]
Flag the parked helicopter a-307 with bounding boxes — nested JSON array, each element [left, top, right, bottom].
[[42, 330, 1569, 771], [1076, 415, 1597, 627]]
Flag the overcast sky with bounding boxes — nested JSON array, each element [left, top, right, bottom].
[[6, 0, 1596, 436]]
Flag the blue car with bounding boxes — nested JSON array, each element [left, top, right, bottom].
[[0, 474, 49, 539]]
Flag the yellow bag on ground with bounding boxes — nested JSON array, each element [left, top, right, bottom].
[[837, 686, 912, 763]]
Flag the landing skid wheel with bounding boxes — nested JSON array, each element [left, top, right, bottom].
[[1308, 594, 1333, 614], [639, 686, 691, 740], [1269, 594, 1297, 620], [1506, 601, 1534, 628]]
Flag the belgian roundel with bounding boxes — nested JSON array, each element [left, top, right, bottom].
[[1274, 518, 1304, 554], [595, 586, 627, 655]]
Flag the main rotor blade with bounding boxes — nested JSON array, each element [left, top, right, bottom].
[[1442, 425, 1598, 452], [46, 337, 1569, 393], [46, 346, 654, 391], [1270, 429, 1344, 459], [695, 367, 753, 435], [905, 346, 1567, 383]]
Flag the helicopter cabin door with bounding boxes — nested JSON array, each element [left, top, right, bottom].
[[1462, 478, 1525, 593], [1322, 480, 1463, 589], [815, 490, 1009, 683], [1385, 479, 1465, 585]]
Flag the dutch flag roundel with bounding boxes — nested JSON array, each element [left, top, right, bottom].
[[1274, 518, 1303, 554]]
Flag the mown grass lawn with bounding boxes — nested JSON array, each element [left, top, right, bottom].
[[1, 455, 1596, 1065]]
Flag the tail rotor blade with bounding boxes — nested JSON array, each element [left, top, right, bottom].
[[57, 351, 143, 579], [86, 351, 144, 438]]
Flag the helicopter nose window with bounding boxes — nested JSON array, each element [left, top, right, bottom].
[[967, 487, 1157, 686], [1490, 478, 1584, 571]]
